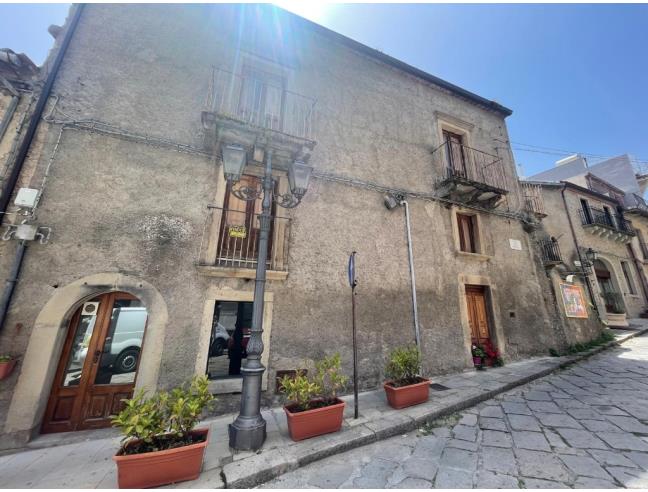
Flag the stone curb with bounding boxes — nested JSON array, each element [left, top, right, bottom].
[[222, 328, 648, 489]]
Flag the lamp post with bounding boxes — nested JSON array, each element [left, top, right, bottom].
[[221, 144, 312, 451]]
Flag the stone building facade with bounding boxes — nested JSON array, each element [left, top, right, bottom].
[[530, 178, 646, 333], [0, 4, 589, 448]]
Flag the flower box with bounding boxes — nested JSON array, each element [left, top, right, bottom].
[[284, 398, 345, 441], [0, 359, 17, 380], [384, 377, 430, 409], [113, 428, 209, 489]]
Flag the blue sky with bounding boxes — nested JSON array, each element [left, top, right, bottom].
[[2, 3, 647, 177]]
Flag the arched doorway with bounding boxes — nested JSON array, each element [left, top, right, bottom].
[[41, 292, 148, 433], [594, 260, 623, 313]]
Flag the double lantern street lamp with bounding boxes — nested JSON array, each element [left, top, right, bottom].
[[222, 144, 312, 451]]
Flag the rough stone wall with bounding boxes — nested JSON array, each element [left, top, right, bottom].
[[0, 4, 567, 440]]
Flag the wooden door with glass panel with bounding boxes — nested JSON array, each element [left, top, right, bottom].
[[42, 292, 148, 433]]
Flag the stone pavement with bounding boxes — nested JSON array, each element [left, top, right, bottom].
[[0, 324, 646, 489], [263, 330, 648, 489]]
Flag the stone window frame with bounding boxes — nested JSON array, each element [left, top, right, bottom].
[[198, 162, 290, 280], [620, 260, 640, 298], [194, 288, 274, 395], [450, 206, 491, 261], [434, 111, 475, 151]]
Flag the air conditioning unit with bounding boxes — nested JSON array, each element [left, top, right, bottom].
[[81, 302, 100, 316]]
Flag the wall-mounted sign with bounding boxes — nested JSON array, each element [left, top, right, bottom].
[[560, 283, 588, 318], [228, 225, 247, 238], [509, 238, 522, 250]]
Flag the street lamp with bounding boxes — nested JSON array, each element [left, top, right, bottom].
[[225, 145, 312, 451]]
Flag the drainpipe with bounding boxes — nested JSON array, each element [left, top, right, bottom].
[[0, 241, 26, 330], [627, 242, 648, 306], [560, 185, 601, 320], [401, 199, 421, 348], [0, 5, 84, 335]]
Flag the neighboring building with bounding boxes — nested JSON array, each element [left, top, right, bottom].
[[526, 176, 647, 331], [0, 4, 591, 448], [0, 48, 38, 189]]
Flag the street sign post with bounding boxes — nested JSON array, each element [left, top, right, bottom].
[[348, 251, 359, 419]]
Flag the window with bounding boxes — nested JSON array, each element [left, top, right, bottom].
[[621, 261, 637, 295], [443, 129, 466, 177], [457, 213, 478, 253], [217, 174, 274, 269], [580, 199, 592, 224], [206, 301, 253, 380], [603, 206, 614, 228], [238, 65, 284, 132]]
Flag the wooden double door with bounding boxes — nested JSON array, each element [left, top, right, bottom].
[[42, 292, 148, 434], [465, 285, 492, 346]]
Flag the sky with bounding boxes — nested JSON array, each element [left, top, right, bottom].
[[2, 3, 647, 178]]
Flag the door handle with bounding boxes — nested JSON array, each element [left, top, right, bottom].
[[92, 350, 102, 363]]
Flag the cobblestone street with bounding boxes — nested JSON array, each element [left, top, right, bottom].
[[262, 333, 648, 489]]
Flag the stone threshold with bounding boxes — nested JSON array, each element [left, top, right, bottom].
[[220, 327, 648, 488]]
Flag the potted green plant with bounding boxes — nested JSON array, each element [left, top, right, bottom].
[[383, 345, 430, 409], [112, 375, 215, 489], [471, 345, 485, 367], [0, 355, 17, 380], [601, 292, 628, 327], [279, 353, 348, 441]]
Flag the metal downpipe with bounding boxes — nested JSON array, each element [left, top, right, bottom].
[[0, 241, 26, 331], [401, 200, 421, 347]]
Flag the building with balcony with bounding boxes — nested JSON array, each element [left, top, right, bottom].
[[0, 4, 583, 448], [527, 178, 647, 329]]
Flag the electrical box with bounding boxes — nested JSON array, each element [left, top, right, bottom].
[[14, 188, 39, 209], [14, 224, 38, 241]]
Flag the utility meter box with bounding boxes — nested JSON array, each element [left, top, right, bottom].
[[14, 188, 39, 209], [14, 224, 38, 241]]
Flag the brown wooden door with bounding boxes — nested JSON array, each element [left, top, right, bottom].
[[42, 292, 148, 434], [443, 129, 467, 177], [465, 285, 491, 345]]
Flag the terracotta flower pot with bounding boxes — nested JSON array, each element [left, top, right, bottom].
[[384, 377, 430, 409], [113, 428, 209, 489], [284, 398, 345, 441], [472, 356, 482, 366], [0, 359, 17, 380]]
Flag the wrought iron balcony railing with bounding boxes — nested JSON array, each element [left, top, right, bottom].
[[539, 238, 562, 265], [579, 207, 635, 236], [199, 207, 291, 272], [624, 193, 648, 216], [203, 67, 316, 142], [432, 140, 508, 193]]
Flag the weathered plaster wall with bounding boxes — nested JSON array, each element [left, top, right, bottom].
[[0, 4, 564, 445]]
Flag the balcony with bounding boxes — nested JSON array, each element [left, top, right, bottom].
[[521, 182, 546, 218], [197, 206, 291, 280], [538, 238, 562, 266], [624, 193, 648, 218], [579, 207, 635, 242], [201, 68, 317, 161], [432, 140, 509, 209]]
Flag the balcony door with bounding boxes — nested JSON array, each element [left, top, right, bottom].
[[238, 66, 284, 132], [217, 175, 274, 269], [443, 130, 467, 178], [42, 292, 148, 433]]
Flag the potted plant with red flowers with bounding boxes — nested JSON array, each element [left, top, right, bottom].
[[471, 345, 485, 368], [112, 375, 215, 489], [280, 353, 348, 441], [0, 355, 17, 380], [483, 341, 502, 367], [383, 345, 430, 409]]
